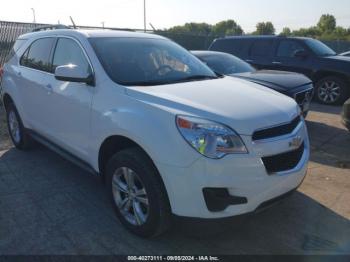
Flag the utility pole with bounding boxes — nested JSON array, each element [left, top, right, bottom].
[[31, 8, 36, 23], [101, 22, 105, 28], [144, 0, 146, 32]]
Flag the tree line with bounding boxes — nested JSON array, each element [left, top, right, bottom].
[[166, 14, 350, 41]]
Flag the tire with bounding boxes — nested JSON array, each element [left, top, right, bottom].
[[5, 103, 32, 150], [105, 148, 171, 237], [315, 76, 349, 105]]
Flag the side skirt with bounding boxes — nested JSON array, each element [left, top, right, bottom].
[[28, 129, 99, 176]]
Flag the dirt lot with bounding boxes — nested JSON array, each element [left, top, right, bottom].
[[0, 103, 349, 255]]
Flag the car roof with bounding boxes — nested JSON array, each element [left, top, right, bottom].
[[18, 29, 166, 40], [215, 35, 312, 41]]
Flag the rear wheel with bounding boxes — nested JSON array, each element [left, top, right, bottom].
[[315, 76, 349, 105], [5, 103, 32, 150], [105, 148, 171, 237]]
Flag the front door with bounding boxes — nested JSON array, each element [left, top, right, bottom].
[[272, 39, 314, 78], [46, 37, 94, 161]]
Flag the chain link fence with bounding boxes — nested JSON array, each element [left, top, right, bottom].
[[0, 21, 51, 65], [1, 20, 350, 66]]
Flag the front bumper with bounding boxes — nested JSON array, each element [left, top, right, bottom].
[[157, 119, 309, 219]]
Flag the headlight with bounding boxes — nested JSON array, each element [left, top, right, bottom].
[[176, 115, 248, 159]]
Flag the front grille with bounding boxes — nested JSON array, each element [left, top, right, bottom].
[[262, 143, 305, 174], [295, 89, 313, 106], [252, 116, 301, 141]]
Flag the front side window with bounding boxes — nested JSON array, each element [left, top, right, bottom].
[[250, 40, 273, 57], [52, 38, 91, 74], [20, 38, 55, 72], [89, 37, 217, 86], [277, 40, 305, 57]]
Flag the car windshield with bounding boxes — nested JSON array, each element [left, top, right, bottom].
[[89, 37, 217, 86], [195, 53, 255, 75], [305, 39, 336, 57]]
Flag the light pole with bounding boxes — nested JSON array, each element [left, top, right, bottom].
[[101, 22, 105, 28], [143, 0, 146, 32], [31, 8, 36, 24]]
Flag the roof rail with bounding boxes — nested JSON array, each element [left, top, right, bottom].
[[32, 24, 71, 32]]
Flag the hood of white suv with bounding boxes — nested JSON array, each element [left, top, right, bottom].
[[125, 77, 299, 135]]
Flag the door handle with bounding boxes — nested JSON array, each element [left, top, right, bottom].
[[272, 61, 282, 65], [245, 59, 254, 63], [45, 84, 53, 94]]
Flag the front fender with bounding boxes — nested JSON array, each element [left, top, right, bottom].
[[89, 94, 200, 172]]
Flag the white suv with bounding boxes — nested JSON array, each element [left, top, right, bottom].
[[0, 29, 309, 237]]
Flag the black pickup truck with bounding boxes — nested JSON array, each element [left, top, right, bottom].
[[210, 36, 350, 105]]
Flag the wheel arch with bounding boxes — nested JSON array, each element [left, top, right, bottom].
[[2, 93, 14, 110], [313, 70, 349, 84], [98, 135, 172, 211]]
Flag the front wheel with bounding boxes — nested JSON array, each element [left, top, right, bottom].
[[5, 103, 32, 150], [105, 148, 171, 237], [315, 76, 349, 105]]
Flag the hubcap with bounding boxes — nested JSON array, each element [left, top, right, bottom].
[[318, 81, 341, 103], [112, 167, 149, 226], [8, 110, 21, 144]]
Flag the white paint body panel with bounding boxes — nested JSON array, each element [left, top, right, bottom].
[[1, 29, 309, 218]]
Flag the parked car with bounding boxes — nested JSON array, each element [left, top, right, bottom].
[[1, 28, 310, 237], [209, 36, 350, 105], [340, 51, 350, 57], [342, 98, 350, 131], [192, 50, 313, 116]]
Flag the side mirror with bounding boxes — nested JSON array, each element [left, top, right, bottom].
[[294, 50, 308, 59], [54, 64, 94, 85]]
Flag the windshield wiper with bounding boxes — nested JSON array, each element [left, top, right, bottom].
[[173, 75, 218, 83], [122, 75, 218, 86], [122, 81, 171, 86]]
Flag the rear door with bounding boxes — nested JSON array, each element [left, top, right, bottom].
[[247, 39, 275, 70], [45, 37, 94, 161], [18, 37, 56, 133], [272, 39, 314, 77]]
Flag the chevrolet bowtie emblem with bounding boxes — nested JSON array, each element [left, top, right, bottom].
[[289, 136, 303, 149]]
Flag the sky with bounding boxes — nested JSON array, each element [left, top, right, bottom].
[[1, 0, 350, 33]]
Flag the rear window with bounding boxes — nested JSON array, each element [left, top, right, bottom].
[[250, 40, 274, 57], [20, 38, 55, 72]]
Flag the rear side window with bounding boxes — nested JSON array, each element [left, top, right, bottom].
[[277, 40, 305, 57], [250, 40, 274, 57], [5, 39, 27, 63], [52, 38, 91, 74], [210, 39, 252, 57], [20, 38, 55, 72]]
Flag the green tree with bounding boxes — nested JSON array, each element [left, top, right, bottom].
[[212, 20, 243, 36], [292, 26, 321, 38], [254, 22, 275, 35], [317, 14, 336, 33], [168, 22, 212, 35], [280, 27, 291, 36]]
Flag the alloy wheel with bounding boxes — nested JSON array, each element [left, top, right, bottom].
[[112, 167, 149, 226], [318, 80, 341, 104], [8, 110, 21, 144]]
